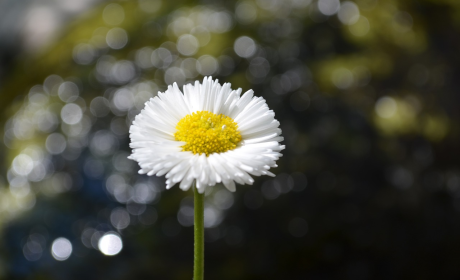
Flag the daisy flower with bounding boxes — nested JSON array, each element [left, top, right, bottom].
[[129, 77, 284, 193]]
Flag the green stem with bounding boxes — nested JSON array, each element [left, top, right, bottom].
[[194, 184, 204, 280]]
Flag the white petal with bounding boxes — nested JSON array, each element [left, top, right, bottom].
[[223, 179, 236, 192]]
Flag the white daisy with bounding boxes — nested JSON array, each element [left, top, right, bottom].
[[129, 76, 284, 193]]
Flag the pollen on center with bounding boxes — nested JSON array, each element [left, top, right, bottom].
[[174, 111, 242, 156]]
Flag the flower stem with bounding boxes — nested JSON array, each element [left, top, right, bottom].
[[194, 184, 204, 280]]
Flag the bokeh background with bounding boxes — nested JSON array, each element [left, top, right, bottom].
[[0, 0, 459, 279]]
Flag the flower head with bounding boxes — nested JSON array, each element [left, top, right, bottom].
[[129, 77, 284, 193]]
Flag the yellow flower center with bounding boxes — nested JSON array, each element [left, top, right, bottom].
[[174, 111, 242, 156]]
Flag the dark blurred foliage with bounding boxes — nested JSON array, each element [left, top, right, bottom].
[[0, 0, 460, 279]]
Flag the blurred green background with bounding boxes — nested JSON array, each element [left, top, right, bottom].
[[0, 0, 459, 279]]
